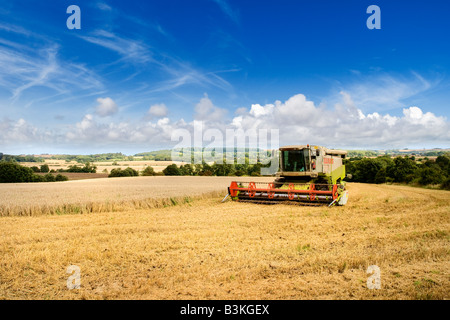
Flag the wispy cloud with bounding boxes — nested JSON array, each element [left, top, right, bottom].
[[78, 30, 153, 64], [0, 23, 103, 107], [0, 22, 33, 37], [331, 72, 439, 113], [10, 46, 59, 101], [150, 57, 234, 93], [150, 67, 233, 93], [211, 0, 239, 24], [0, 45, 102, 102], [76, 16, 235, 95], [96, 1, 112, 11], [79, 31, 236, 95]]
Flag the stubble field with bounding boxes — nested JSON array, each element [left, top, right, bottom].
[[0, 177, 448, 300]]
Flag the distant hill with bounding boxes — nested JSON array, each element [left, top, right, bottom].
[[346, 148, 450, 158], [134, 150, 173, 161], [2, 148, 449, 163]]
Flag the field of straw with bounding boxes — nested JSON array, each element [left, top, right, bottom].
[[0, 178, 448, 300]]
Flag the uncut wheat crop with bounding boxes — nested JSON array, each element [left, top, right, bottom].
[[0, 176, 272, 216]]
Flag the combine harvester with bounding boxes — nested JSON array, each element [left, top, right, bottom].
[[226, 145, 349, 206]]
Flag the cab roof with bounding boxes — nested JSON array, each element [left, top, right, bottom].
[[280, 145, 347, 156]]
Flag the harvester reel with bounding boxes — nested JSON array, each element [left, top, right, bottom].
[[226, 181, 347, 206]]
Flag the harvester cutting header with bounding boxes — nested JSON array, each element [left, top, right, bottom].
[[226, 145, 349, 206]]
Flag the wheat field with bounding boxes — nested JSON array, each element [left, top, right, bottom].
[[0, 176, 272, 216], [0, 179, 448, 300]]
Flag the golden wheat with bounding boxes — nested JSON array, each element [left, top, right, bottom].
[[0, 182, 448, 300], [0, 176, 272, 216]]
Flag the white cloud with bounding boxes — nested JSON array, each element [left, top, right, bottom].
[[79, 30, 153, 64], [78, 30, 234, 95], [194, 94, 227, 123], [0, 118, 52, 145], [249, 103, 274, 118], [335, 72, 437, 113], [212, 0, 239, 23], [148, 103, 168, 118], [229, 93, 450, 149], [95, 97, 118, 117], [60, 93, 450, 150], [0, 31, 103, 103], [96, 2, 112, 11], [2, 93, 449, 152], [0, 22, 36, 38], [64, 115, 188, 148], [150, 62, 234, 94], [403, 106, 445, 127]]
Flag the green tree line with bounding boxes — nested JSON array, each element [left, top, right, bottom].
[[0, 153, 44, 162], [344, 154, 450, 190], [161, 161, 266, 177], [0, 161, 68, 183], [106, 162, 267, 178]]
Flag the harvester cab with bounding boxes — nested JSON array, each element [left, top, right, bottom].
[[226, 145, 349, 206]]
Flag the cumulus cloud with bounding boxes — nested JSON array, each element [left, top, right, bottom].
[[0, 118, 55, 146], [228, 93, 449, 149], [65, 114, 189, 147], [402, 106, 445, 127], [194, 94, 227, 123], [95, 97, 118, 117], [2, 93, 449, 152], [82, 93, 448, 150], [148, 103, 168, 118]]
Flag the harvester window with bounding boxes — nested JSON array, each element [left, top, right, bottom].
[[282, 150, 308, 172]]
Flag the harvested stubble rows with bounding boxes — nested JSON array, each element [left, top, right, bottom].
[[0, 183, 448, 299], [0, 176, 272, 216]]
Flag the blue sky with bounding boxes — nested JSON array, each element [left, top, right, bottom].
[[0, 0, 449, 154]]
